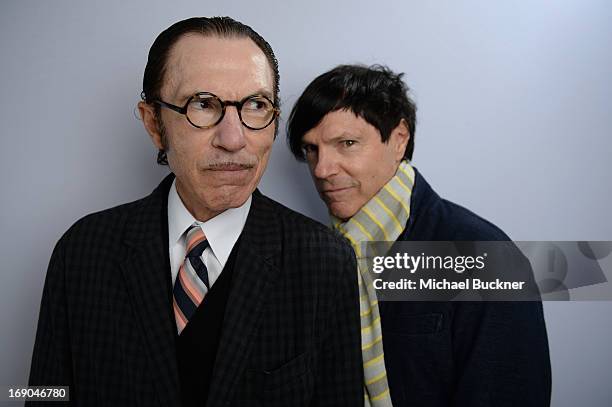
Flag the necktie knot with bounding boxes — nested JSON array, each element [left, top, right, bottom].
[[185, 224, 207, 256], [187, 240, 209, 258]]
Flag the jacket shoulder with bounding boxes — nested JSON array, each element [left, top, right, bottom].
[[409, 170, 510, 241], [62, 198, 141, 240], [255, 193, 355, 260], [257, 193, 343, 239], [438, 199, 510, 241], [51, 196, 149, 262]]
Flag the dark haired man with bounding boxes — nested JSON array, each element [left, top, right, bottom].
[[28, 18, 363, 406], [287, 65, 552, 407]]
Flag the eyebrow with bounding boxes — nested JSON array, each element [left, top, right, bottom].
[[304, 132, 361, 145], [175, 88, 275, 104], [252, 89, 275, 101]]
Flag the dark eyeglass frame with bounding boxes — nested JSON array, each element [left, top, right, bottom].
[[151, 91, 280, 130]]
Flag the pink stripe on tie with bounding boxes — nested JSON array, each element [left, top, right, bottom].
[[173, 297, 187, 333], [186, 229, 205, 253], [178, 263, 204, 305]]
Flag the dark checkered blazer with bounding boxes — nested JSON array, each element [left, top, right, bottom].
[[28, 174, 363, 406]]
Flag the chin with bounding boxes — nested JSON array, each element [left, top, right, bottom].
[[329, 204, 357, 222], [208, 187, 251, 209]]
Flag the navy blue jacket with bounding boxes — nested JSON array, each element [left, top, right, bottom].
[[379, 169, 551, 407]]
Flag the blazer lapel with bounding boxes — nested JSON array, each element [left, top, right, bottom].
[[206, 190, 282, 407], [119, 174, 182, 406]]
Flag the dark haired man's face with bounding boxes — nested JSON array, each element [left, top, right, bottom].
[[301, 110, 409, 220], [140, 35, 275, 221]]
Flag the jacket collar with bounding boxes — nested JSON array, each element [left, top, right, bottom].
[[400, 167, 442, 240]]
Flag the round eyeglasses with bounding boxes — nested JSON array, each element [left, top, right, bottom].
[[152, 92, 280, 130]]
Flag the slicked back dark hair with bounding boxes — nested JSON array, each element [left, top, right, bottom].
[[141, 16, 280, 165], [287, 64, 417, 161]]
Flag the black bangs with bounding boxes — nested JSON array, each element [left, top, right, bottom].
[[287, 64, 417, 161]]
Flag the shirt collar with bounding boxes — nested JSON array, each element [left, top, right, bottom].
[[168, 178, 251, 267]]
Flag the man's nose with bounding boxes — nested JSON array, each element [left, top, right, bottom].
[[312, 148, 339, 180], [211, 106, 246, 151]]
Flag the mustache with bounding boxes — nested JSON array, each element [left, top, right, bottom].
[[204, 160, 256, 170]]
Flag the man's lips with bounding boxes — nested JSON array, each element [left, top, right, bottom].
[[322, 186, 354, 193], [321, 186, 356, 199]]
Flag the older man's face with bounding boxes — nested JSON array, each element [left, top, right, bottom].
[[302, 110, 409, 221], [143, 35, 276, 220]]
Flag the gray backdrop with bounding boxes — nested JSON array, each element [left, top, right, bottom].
[[1, 0, 611, 405]]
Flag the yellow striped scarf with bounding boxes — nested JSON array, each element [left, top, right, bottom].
[[332, 160, 415, 407]]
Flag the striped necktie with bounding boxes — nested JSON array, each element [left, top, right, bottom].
[[173, 223, 210, 334]]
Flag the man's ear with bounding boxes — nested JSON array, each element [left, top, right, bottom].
[[390, 118, 410, 162], [138, 101, 164, 150]]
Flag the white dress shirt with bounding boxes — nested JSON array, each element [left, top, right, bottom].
[[167, 179, 251, 287]]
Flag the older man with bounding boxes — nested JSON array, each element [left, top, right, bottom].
[[28, 18, 363, 406], [287, 64, 551, 407]]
